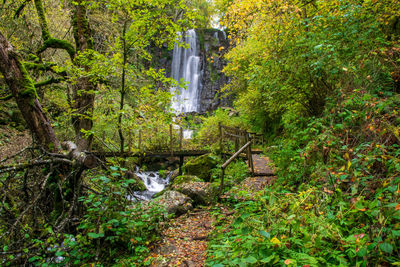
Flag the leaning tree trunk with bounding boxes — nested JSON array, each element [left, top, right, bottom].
[[0, 31, 60, 151], [71, 0, 96, 151]]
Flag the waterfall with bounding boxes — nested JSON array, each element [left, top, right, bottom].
[[170, 29, 201, 114]]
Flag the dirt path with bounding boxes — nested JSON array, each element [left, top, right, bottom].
[[148, 154, 276, 266], [148, 207, 216, 266], [0, 127, 32, 164], [251, 154, 275, 176]]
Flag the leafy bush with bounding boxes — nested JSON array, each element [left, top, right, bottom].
[[196, 108, 248, 151], [208, 185, 400, 266], [27, 166, 167, 266]]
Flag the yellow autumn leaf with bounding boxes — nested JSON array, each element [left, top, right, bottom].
[[347, 160, 351, 170], [270, 237, 281, 245]]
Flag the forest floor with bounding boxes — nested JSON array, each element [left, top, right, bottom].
[[0, 126, 31, 164], [148, 154, 276, 267]]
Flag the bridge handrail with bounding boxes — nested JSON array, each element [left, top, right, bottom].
[[217, 123, 257, 198]]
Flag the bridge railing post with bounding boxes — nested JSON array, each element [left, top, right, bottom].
[[138, 129, 142, 152], [218, 167, 225, 199], [170, 124, 173, 156], [246, 133, 254, 175], [180, 126, 183, 151], [218, 122, 222, 153], [235, 127, 239, 152]]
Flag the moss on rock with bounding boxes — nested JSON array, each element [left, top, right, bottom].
[[172, 181, 217, 205], [183, 154, 218, 182], [127, 173, 146, 191], [172, 175, 202, 186]]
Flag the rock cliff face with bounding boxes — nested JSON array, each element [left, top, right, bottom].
[[152, 28, 231, 114], [197, 29, 231, 113]]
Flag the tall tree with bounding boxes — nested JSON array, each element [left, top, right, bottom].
[[0, 31, 60, 151], [33, 0, 96, 150]]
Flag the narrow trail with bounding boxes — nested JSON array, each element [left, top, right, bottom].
[[252, 154, 275, 176], [148, 207, 216, 266], [149, 154, 276, 267]]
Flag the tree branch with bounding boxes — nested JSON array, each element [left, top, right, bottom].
[[37, 38, 75, 60], [24, 61, 56, 71], [0, 94, 12, 101], [33, 0, 76, 60], [35, 77, 65, 88], [0, 158, 73, 173], [13, 0, 31, 19]]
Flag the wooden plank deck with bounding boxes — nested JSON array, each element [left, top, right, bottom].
[[92, 150, 209, 158], [249, 154, 275, 176]]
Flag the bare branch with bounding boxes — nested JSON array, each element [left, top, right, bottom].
[[0, 158, 73, 173]]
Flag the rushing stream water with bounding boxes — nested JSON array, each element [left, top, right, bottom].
[[129, 167, 172, 201]]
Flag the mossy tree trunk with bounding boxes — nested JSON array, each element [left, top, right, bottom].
[[0, 31, 60, 151], [71, 0, 96, 151], [33, 0, 96, 151]]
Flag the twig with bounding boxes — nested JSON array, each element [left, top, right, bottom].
[[0, 146, 36, 164], [94, 135, 118, 152], [0, 158, 73, 173], [0, 171, 52, 240]]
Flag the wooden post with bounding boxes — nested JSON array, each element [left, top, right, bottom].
[[138, 129, 142, 152], [245, 133, 251, 168], [128, 129, 132, 152], [248, 134, 254, 175], [235, 127, 239, 152], [218, 168, 225, 199], [180, 126, 183, 151], [219, 122, 223, 153], [170, 124, 173, 156], [179, 155, 184, 175]]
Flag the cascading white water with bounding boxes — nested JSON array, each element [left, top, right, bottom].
[[129, 168, 172, 201], [170, 30, 201, 114]]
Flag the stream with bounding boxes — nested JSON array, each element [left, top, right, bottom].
[[129, 167, 173, 201]]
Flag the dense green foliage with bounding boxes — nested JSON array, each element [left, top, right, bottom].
[[207, 0, 400, 266], [2, 0, 400, 265], [31, 167, 167, 266]]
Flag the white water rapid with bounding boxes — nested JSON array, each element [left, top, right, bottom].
[[170, 29, 201, 114], [129, 168, 171, 201]]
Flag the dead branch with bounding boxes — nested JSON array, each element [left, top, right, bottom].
[[0, 158, 73, 173], [62, 141, 98, 168], [0, 146, 36, 164], [0, 171, 52, 240]]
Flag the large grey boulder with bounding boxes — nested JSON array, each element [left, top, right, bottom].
[[152, 190, 193, 216], [172, 181, 216, 205]]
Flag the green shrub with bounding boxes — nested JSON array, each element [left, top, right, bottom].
[[27, 166, 167, 266]]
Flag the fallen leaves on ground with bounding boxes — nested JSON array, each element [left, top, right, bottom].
[[148, 207, 215, 266]]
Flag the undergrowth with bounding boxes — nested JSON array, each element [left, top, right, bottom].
[[207, 89, 400, 266]]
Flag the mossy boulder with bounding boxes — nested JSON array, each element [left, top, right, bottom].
[[183, 154, 218, 182], [172, 175, 203, 186], [169, 169, 180, 183], [125, 171, 146, 191], [172, 181, 217, 205], [158, 170, 169, 179], [152, 190, 193, 216]]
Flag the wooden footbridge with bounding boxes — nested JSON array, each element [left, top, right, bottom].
[[92, 123, 267, 178]]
